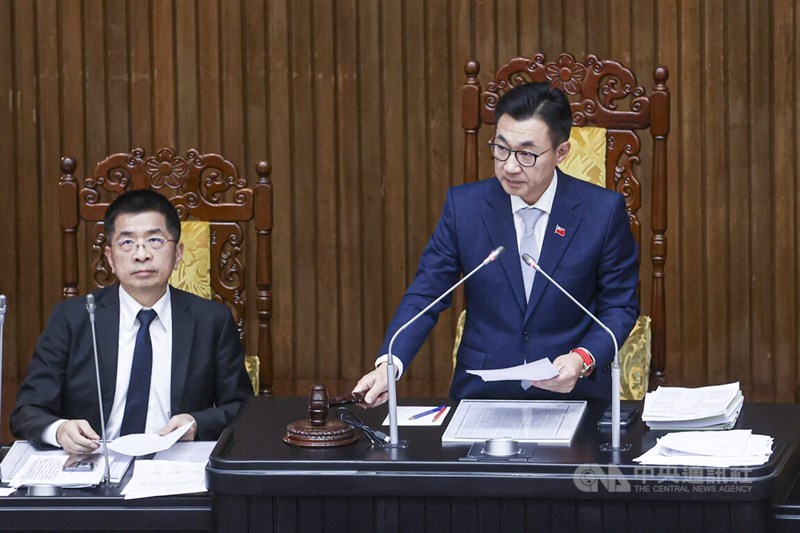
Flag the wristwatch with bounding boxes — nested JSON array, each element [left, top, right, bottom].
[[573, 348, 595, 378]]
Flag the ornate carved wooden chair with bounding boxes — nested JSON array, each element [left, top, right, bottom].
[[59, 148, 273, 394], [457, 53, 670, 399]]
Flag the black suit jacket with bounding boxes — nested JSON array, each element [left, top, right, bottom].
[[10, 285, 254, 447]]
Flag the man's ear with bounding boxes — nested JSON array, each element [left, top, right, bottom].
[[104, 246, 116, 274], [173, 241, 184, 270], [554, 140, 571, 164]]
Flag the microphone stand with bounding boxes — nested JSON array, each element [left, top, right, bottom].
[[521, 254, 628, 452], [385, 246, 505, 447], [86, 294, 112, 484]]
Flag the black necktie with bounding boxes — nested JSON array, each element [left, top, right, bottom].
[[120, 309, 157, 435]]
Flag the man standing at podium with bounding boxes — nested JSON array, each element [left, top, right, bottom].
[[354, 82, 639, 405], [11, 190, 253, 454]]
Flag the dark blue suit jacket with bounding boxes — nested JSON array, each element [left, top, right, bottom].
[[11, 285, 254, 447], [379, 170, 639, 400]]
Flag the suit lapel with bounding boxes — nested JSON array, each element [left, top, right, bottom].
[[481, 180, 527, 314], [170, 288, 194, 414], [524, 172, 583, 323], [95, 286, 120, 422]]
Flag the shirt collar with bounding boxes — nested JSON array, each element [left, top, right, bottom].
[[118, 285, 172, 332], [510, 169, 558, 215]]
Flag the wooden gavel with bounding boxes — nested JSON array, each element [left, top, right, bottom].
[[307, 384, 364, 426]]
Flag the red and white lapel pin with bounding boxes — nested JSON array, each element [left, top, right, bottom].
[[554, 225, 566, 237]]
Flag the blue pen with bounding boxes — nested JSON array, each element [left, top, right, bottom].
[[409, 404, 447, 420]]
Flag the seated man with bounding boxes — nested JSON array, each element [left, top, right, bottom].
[[354, 82, 639, 405], [11, 189, 254, 453]]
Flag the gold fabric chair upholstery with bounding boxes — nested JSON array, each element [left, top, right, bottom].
[[169, 220, 259, 394], [460, 53, 670, 392], [59, 147, 273, 395]]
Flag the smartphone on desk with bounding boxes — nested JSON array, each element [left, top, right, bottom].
[[597, 404, 639, 429], [62, 453, 99, 472]]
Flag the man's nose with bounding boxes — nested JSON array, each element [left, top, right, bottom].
[[132, 243, 152, 260], [503, 156, 522, 173]]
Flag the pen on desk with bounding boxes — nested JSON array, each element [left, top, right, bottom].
[[432, 405, 448, 422], [409, 405, 447, 420]]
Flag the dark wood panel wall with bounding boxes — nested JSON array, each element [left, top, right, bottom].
[[0, 0, 799, 441]]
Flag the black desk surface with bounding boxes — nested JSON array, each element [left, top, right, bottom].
[[206, 396, 800, 503], [0, 451, 211, 532]]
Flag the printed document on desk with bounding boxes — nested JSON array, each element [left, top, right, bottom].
[[0, 441, 133, 487], [441, 400, 586, 444]]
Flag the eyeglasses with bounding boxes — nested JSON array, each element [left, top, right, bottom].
[[113, 236, 174, 253], [488, 142, 549, 168]]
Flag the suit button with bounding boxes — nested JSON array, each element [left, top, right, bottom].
[[523, 330, 530, 341]]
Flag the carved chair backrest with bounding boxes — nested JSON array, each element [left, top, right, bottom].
[[58, 148, 274, 394], [461, 53, 670, 388]]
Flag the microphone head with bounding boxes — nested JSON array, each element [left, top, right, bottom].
[[484, 246, 505, 264], [521, 253, 537, 268], [86, 293, 96, 314], [0, 294, 6, 313]]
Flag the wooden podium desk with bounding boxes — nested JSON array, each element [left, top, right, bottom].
[[0, 453, 211, 532], [207, 396, 800, 533]]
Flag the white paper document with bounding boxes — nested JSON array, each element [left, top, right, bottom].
[[642, 382, 744, 430], [634, 429, 774, 467], [643, 382, 741, 422], [466, 359, 559, 382], [441, 400, 586, 444], [153, 441, 217, 462], [108, 421, 193, 456], [1, 441, 133, 488], [121, 460, 207, 500]]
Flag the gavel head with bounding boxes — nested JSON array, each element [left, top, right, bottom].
[[308, 384, 329, 426]]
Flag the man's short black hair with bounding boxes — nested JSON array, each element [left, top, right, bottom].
[[104, 189, 181, 242], [494, 82, 572, 147]]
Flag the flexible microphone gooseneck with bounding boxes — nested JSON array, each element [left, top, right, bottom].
[[86, 294, 112, 483], [521, 253, 627, 452], [385, 246, 505, 447]]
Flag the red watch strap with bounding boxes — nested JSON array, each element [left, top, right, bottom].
[[572, 347, 594, 366]]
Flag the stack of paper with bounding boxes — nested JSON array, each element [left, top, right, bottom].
[[642, 382, 743, 430], [634, 429, 774, 467]]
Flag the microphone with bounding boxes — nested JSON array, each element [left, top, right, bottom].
[[0, 295, 6, 450], [86, 294, 112, 483], [521, 253, 627, 452], [385, 246, 505, 446]]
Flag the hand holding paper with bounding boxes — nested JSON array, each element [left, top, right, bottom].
[[108, 421, 194, 456], [466, 359, 559, 382]]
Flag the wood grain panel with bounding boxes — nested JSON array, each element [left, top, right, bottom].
[[0, 0, 18, 441], [677, 0, 704, 387], [289, 0, 316, 382], [266, 0, 294, 390], [3, 0, 800, 442], [335, 0, 363, 381], [13, 1, 43, 421], [771, 0, 798, 402], [175, 0, 199, 150], [358, 0, 386, 394], [749, 0, 775, 401], [152, 0, 176, 149], [312, 0, 339, 380], [242, 0, 265, 363], [726, 0, 753, 395], [703, 0, 729, 385]]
